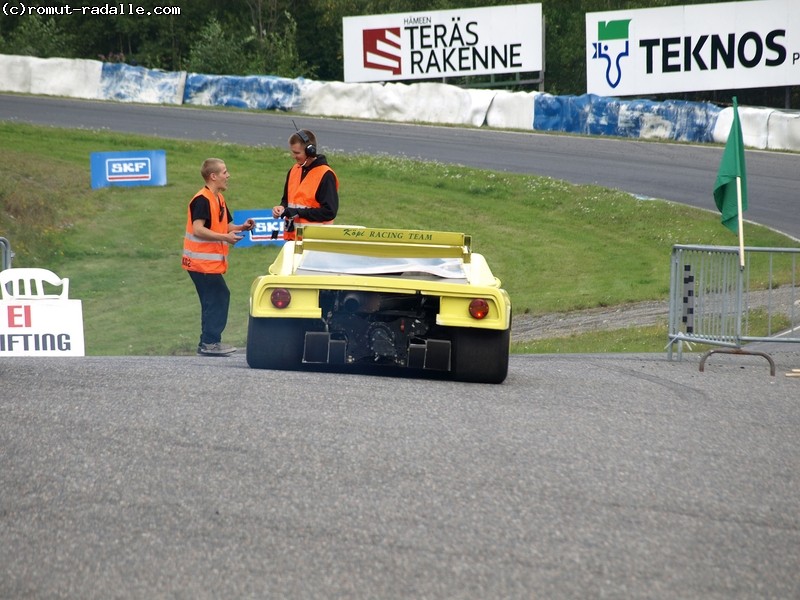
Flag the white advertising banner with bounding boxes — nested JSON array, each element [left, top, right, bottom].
[[0, 300, 85, 356], [586, 0, 800, 97], [343, 4, 543, 83]]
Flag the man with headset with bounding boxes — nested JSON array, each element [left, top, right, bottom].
[[272, 128, 339, 240]]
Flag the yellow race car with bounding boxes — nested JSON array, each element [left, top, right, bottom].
[[246, 225, 511, 383]]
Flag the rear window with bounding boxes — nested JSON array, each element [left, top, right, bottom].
[[296, 250, 467, 279]]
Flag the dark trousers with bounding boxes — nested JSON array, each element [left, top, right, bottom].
[[188, 270, 230, 346]]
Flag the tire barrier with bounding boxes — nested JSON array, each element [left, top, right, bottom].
[[1, 54, 797, 151]]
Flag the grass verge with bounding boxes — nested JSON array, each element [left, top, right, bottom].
[[1, 120, 796, 355]]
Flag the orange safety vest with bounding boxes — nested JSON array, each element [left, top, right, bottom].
[[284, 163, 338, 240], [181, 187, 229, 274]]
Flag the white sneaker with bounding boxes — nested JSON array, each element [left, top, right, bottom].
[[197, 342, 237, 356]]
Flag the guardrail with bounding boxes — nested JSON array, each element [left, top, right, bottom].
[[668, 244, 800, 363], [0, 237, 13, 270]]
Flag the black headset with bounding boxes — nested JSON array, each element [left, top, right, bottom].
[[292, 120, 316, 157]]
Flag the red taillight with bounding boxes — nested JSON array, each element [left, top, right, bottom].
[[468, 298, 490, 319], [270, 288, 291, 309]]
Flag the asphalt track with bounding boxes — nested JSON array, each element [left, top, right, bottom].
[[2, 352, 799, 598], [2, 95, 800, 598]]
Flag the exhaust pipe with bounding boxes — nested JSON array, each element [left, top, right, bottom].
[[341, 292, 380, 313]]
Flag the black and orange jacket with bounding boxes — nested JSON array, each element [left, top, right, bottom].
[[281, 156, 339, 240], [181, 187, 230, 274]]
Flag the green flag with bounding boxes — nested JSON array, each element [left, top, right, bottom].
[[713, 97, 747, 234]]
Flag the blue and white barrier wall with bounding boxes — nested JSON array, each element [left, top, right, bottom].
[[1, 53, 797, 151], [532, 94, 721, 143]]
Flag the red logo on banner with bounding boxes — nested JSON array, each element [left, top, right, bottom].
[[363, 28, 402, 75]]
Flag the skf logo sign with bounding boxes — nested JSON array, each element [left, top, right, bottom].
[[106, 158, 151, 182], [231, 210, 285, 247], [90, 150, 167, 189], [249, 217, 284, 242], [363, 27, 402, 75]]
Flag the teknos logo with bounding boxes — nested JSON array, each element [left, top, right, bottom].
[[587, 1, 798, 97], [106, 157, 152, 181], [362, 27, 402, 75], [591, 19, 631, 89]]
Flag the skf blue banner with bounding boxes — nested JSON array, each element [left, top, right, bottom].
[[232, 210, 286, 247], [90, 150, 167, 189]]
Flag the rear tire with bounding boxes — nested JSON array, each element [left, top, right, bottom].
[[246, 317, 318, 370], [450, 326, 510, 384]]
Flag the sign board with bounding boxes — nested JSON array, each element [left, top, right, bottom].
[[232, 210, 286, 247], [0, 300, 85, 356], [343, 4, 543, 83], [586, 0, 800, 97], [90, 150, 167, 189]]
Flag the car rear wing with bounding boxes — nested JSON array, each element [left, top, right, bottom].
[[294, 225, 472, 262]]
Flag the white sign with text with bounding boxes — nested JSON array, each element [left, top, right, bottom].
[[0, 300, 85, 356], [586, 0, 800, 97], [343, 4, 543, 83]]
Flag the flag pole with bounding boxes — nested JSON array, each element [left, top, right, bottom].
[[736, 175, 744, 269], [735, 173, 744, 344], [733, 96, 745, 270]]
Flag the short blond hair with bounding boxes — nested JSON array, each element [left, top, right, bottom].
[[201, 158, 225, 181]]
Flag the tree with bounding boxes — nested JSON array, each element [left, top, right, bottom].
[[256, 12, 316, 78], [0, 15, 74, 58], [186, 17, 251, 75]]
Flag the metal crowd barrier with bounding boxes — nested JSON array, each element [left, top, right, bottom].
[[0, 237, 13, 271], [668, 244, 800, 362]]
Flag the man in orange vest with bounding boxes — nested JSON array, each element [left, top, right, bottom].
[[272, 129, 339, 240], [182, 158, 254, 356]]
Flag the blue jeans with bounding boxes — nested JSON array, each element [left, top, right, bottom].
[[188, 271, 230, 346]]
